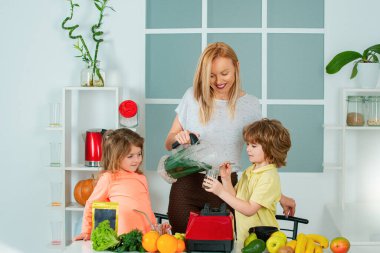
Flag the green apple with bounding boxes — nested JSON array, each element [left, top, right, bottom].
[[271, 231, 287, 243], [244, 233, 258, 247], [266, 236, 286, 253]]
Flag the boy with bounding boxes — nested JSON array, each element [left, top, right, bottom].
[[203, 118, 291, 242]]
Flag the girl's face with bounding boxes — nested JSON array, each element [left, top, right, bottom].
[[210, 56, 236, 99], [246, 142, 269, 168], [120, 145, 143, 172]]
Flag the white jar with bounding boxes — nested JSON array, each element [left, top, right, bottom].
[[367, 96, 380, 126]]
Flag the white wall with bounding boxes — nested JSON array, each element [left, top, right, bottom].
[[1, 1, 380, 252]]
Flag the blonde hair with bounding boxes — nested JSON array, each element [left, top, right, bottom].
[[243, 118, 291, 168], [193, 42, 241, 124], [101, 128, 144, 174]]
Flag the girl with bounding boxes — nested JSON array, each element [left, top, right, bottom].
[[74, 128, 157, 240]]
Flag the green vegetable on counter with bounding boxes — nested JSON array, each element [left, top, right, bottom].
[[241, 239, 266, 253], [91, 220, 119, 251], [111, 229, 144, 252]]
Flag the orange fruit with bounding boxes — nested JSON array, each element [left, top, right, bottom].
[[142, 230, 160, 252], [176, 239, 186, 252], [157, 234, 178, 253]]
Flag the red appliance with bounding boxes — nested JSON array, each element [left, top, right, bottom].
[[85, 129, 106, 167], [185, 203, 234, 252]]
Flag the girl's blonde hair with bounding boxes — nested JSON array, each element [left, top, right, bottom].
[[193, 42, 241, 124], [243, 118, 291, 168], [101, 128, 144, 174]]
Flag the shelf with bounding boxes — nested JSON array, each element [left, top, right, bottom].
[[345, 126, 380, 130], [64, 86, 120, 91], [343, 88, 380, 93], [326, 203, 380, 245], [65, 164, 102, 171], [46, 126, 63, 131], [66, 202, 85, 212]]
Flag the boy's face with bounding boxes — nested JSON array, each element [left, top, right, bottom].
[[120, 145, 142, 172], [246, 142, 268, 167]]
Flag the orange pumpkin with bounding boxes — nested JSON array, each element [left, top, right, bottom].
[[74, 178, 95, 206]]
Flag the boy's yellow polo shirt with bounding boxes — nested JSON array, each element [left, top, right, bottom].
[[234, 164, 281, 242]]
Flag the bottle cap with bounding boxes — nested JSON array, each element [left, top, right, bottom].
[[119, 100, 138, 118]]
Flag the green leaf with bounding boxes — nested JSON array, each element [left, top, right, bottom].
[[350, 62, 359, 79], [95, 3, 102, 11], [107, 6, 116, 12], [367, 44, 380, 55], [372, 54, 379, 62], [326, 51, 362, 74]]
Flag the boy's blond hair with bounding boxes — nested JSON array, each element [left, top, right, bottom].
[[193, 42, 241, 124], [243, 118, 291, 168], [101, 128, 144, 174]]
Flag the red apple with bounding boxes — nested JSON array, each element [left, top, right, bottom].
[[330, 237, 350, 253]]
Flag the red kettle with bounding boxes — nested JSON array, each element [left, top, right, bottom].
[[85, 129, 107, 167]]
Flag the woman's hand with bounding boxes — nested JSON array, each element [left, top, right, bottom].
[[73, 232, 91, 241], [219, 162, 232, 179], [280, 194, 296, 217], [203, 177, 224, 196], [174, 130, 199, 145]]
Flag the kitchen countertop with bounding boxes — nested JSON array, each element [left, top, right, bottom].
[[63, 240, 245, 253], [64, 240, 380, 253]]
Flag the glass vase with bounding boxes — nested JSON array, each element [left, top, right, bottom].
[[81, 61, 105, 87]]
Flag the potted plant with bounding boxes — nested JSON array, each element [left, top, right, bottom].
[[61, 0, 115, 87], [326, 44, 380, 87]]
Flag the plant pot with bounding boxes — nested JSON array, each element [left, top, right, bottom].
[[354, 62, 380, 88]]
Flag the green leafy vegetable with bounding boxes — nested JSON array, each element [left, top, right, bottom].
[[111, 229, 144, 252], [164, 148, 211, 179], [91, 220, 119, 251]]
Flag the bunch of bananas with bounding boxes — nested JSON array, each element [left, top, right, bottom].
[[286, 234, 329, 253]]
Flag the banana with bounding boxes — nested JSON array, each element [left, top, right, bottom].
[[286, 240, 297, 250], [306, 234, 329, 249], [314, 245, 323, 253], [305, 238, 315, 253], [295, 233, 307, 253]]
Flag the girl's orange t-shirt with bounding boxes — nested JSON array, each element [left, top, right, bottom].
[[81, 170, 156, 235]]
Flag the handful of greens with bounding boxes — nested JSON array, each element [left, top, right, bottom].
[[91, 220, 119, 251], [91, 220, 144, 252]]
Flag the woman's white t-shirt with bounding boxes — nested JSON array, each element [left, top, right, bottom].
[[175, 87, 262, 172]]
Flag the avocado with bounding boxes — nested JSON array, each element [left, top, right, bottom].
[[241, 239, 266, 253]]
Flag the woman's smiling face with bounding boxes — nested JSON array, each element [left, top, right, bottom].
[[210, 56, 236, 99]]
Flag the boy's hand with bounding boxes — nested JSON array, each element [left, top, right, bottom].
[[203, 177, 223, 196], [219, 161, 232, 179], [73, 232, 91, 241]]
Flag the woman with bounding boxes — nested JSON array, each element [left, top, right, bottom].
[[164, 42, 296, 233]]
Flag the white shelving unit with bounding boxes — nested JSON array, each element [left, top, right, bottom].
[[326, 88, 380, 246], [60, 86, 120, 246]]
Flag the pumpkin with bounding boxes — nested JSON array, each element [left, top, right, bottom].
[[74, 178, 95, 206]]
